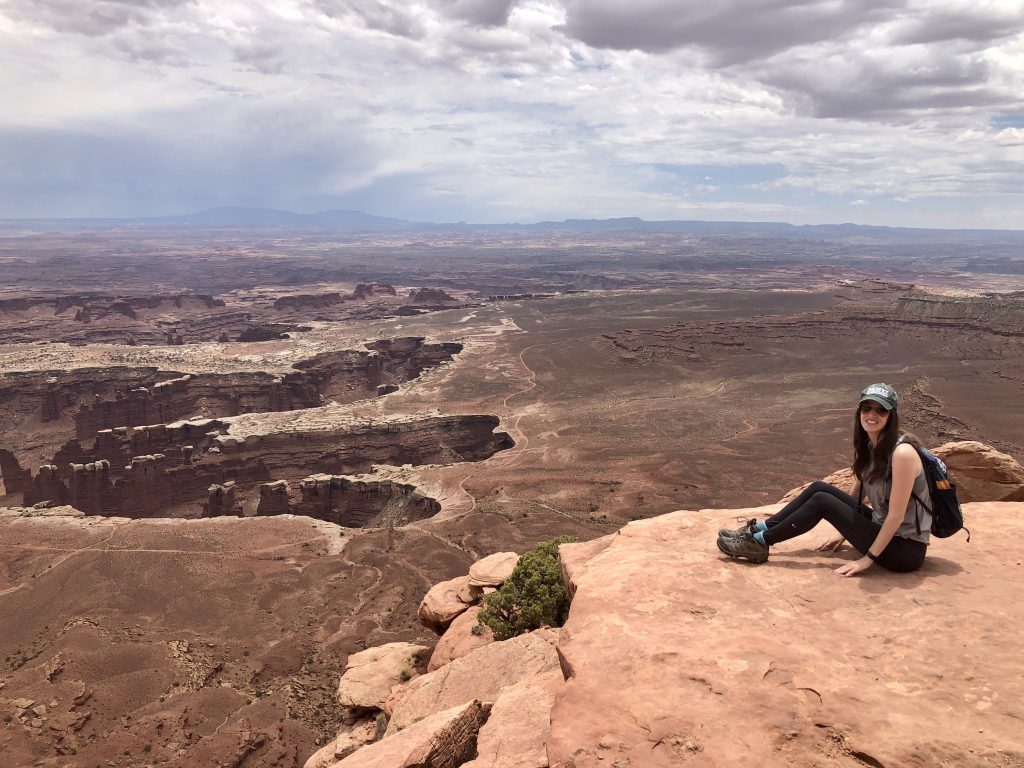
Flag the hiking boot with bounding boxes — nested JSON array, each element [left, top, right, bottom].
[[717, 517, 759, 541], [717, 529, 769, 564]]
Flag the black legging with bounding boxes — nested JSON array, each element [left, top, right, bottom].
[[762, 481, 926, 573]]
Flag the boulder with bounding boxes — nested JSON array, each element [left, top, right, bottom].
[[547, 502, 1024, 767], [333, 719, 380, 760], [336, 642, 429, 712], [417, 576, 477, 634], [303, 720, 378, 768], [933, 441, 1024, 502], [428, 606, 494, 672], [331, 700, 489, 768], [456, 579, 482, 605], [304, 741, 337, 768], [461, 667, 564, 768], [468, 551, 519, 587], [386, 627, 560, 735]]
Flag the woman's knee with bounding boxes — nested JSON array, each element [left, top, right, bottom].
[[804, 481, 843, 501], [807, 480, 838, 494], [789, 480, 832, 505]]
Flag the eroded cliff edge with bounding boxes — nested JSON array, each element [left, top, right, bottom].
[[300, 444, 1024, 768], [308, 500, 1024, 768]]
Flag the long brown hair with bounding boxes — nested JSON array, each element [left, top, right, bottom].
[[852, 405, 903, 483]]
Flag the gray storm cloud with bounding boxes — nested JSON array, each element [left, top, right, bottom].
[[5, 0, 195, 36], [439, 0, 520, 27], [560, 0, 906, 61]]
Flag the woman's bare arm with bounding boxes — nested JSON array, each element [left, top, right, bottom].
[[835, 449, 918, 576]]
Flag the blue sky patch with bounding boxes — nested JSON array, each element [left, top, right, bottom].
[[990, 114, 1024, 129], [651, 163, 788, 187]]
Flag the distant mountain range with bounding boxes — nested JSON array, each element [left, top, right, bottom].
[[3, 206, 1024, 244]]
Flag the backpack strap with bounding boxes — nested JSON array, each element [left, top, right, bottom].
[[911, 488, 933, 516]]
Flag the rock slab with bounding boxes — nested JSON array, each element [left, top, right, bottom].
[[462, 667, 564, 768], [331, 700, 489, 768], [417, 576, 477, 634], [336, 642, 429, 712], [548, 501, 1024, 768], [467, 551, 519, 587], [387, 627, 560, 735], [427, 606, 494, 672]]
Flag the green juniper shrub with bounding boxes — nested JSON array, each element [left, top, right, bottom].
[[477, 535, 578, 641]]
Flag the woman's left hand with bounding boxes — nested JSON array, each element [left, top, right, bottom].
[[834, 557, 873, 577]]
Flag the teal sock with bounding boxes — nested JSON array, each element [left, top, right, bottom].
[[754, 521, 767, 532], [753, 530, 767, 546]]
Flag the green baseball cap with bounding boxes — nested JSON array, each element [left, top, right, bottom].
[[859, 383, 898, 411]]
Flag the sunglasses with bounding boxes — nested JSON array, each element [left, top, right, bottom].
[[859, 402, 890, 416]]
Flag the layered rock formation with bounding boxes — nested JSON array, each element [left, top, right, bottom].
[[398, 287, 465, 316], [273, 292, 348, 311], [290, 475, 441, 527], [895, 293, 1024, 335], [23, 414, 510, 519], [204, 481, 241, 517], [0, 337, 462, 464], [257, 479, 291, 515], [407, 288, 459, 305], [0, 284, 430, 346], [274, 283, 397, 310], [71, 372, 320, 441], [353, 283, 398, 299], [0, 447, 31, 494], [2, 326, 492, 522], [0, 293, 233, 345]]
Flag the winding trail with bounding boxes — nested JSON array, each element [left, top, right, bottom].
[[0, 534, 331, 558], [0, 532, 337, 598], [451, 338, 570, 515]]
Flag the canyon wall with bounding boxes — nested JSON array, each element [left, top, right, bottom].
[[0, 337, 463, 466], [23, 415, 510, 519], [290, 475, 441, 527]]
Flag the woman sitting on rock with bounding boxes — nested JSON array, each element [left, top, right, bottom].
[[717, 383, 931, 576]]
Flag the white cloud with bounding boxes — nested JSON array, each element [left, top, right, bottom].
[[996, 127, 1024, 145], [0, 0, 1022, 226]]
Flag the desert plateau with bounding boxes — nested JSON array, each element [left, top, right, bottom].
[[6, 0, 1024, 764], [0, 220, 1022, 768]]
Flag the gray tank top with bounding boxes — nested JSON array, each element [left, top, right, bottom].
[[862, 438, 932, 544]]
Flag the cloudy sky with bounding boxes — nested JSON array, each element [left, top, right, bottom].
[[1, 0, 1022, 227]]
